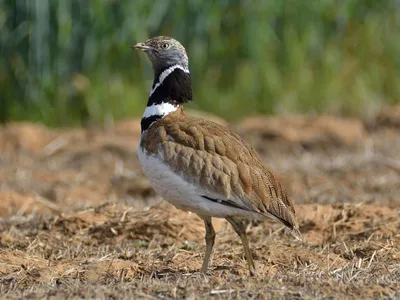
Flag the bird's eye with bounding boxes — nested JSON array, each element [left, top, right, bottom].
[[161, 43, 170, 49]]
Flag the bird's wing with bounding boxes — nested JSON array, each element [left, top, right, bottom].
[[141, 111, 301, 238]]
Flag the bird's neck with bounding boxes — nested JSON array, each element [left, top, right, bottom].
[[141, 64, 193, 133]]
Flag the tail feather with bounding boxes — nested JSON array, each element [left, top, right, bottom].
[[290, 226, 304, 242], [264, 198, 303, 242]]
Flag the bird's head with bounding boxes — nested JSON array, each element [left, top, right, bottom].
[[132, 36, 189, 76]]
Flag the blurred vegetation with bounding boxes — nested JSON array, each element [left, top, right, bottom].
[[1, 0, 400, 125]]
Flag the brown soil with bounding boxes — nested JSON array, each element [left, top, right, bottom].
[[0, 107, 400, 299]]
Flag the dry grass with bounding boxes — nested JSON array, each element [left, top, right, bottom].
[[0, 108, 400, 299]]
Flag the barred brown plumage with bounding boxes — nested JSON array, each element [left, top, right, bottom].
[[132, 36, 303, 276]]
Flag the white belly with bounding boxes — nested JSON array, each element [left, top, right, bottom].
[[137, 145, 256, 219]]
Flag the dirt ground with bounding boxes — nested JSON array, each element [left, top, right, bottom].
[[0, 107, 400, 299]]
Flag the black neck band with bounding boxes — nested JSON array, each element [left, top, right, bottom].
[[147, 68, 192, 107]]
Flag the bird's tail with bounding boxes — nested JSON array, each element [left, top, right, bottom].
[[290, 226, 304, 242], [264, 200, 304, 242]]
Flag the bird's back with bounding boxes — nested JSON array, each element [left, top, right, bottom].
[[140, 108, 302, 239]]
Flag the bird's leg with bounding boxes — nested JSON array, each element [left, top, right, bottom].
[[226, 216, 256, 276], [201, 217, 216, 274]]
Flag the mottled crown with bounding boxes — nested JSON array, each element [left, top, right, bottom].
[[142, 36, 187, 56]]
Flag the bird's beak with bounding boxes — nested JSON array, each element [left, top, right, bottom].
[[131, 43, 151, 51]]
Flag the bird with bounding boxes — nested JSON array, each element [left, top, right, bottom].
[[131, 36, 303, 276]]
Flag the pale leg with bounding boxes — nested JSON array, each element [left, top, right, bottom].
[[226, 216, 256, 276], [201, 217, 216, 273]]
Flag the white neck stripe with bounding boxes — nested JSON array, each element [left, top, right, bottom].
[[142, 102, 178, 119], [149, 65, 190, 97], [159, 65, 189, 82]]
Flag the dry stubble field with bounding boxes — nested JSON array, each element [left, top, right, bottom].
[[0, 108, 400, 299]]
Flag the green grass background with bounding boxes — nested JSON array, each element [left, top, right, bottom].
[[1, 0, 400, 125]]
